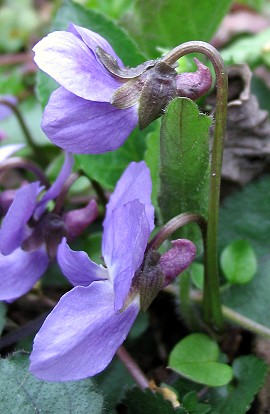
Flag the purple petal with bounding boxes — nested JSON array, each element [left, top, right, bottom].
[[0, 95, 17, 120], [34, 152, 73, 219], [0, 182, 42, 255], [160, 239, 196, 287], [30, 281, 139, 381], [42, 87, 138, 154], [57, 238, 108, 287], [33, 30, 121, 102], [0, 143, 25, 164], [0, 247, 48, 301], [104, 161, 154, 231], [102, 200, 151, 310], [69, 24, 123, 67], [63, 199, 99, 240]]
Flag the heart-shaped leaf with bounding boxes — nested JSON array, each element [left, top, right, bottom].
[[169, 333, 233, 387], [220, 239, 257, 284]]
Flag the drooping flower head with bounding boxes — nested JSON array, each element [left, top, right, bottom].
[[33, 24, 212, 154], [30, 161, 196, 381], [0, 152, 98, 301]]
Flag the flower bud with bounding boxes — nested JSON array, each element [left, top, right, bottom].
[[63, 199, 99, 240], [160, 239, 196, 287]]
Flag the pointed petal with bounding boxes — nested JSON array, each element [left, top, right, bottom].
[[42, 87, 138, 154], [0, 143, 25, 164], [104, 161, 154, 231], [0, 247, 48, 301], [69, 24, 123, 67], [103, 200, 151, 310], [34, 152, 74, 219], [0, 182, 42, 255], [30, 281, 139, 381], [33, 30, 121, 102], [57, 238, 108, 287], [160, 239, 196, 287]]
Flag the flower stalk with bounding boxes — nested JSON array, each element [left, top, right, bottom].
[[162, 42, 228, 330]]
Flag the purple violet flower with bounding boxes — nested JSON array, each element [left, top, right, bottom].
[[0, 152, 98, 301], [30, 161, 196, 381], [33, 24, 212, 154]]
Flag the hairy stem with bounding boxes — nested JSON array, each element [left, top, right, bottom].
[[162, 42, 228, 330]]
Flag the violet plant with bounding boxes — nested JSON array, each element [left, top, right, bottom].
[[0, 1, 269, 413]]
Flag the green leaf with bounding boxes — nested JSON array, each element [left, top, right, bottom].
[[94, 357, 134, 414], [36, 0, 146, 107], [159, 97, 211, 246], [219, 176, 270, 327], [122, 0, 232, 58], [76, 126, 146, 190], [182, 391, 210, 414], [123, 387, 186, 414], [144, 119, 161, 213], [0, 352, 104, 414], [208, 355, 267, 414], [220, 240, 257, 284], [169, 333, 233, 387]]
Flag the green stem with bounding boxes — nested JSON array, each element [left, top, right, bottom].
[[162, 42, 228, 330], [0, 99, 40, 155]]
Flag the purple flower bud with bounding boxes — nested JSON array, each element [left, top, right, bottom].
[[63, 199, 99, 240], [160, 239, 197, 287], [175, 58, 212, 100]]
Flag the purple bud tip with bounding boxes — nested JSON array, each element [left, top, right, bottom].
[[175, 58, 212, 100], [63, 199, 99, 240], [159, 239, 196, 287]]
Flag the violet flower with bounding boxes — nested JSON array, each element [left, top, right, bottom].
[[33, 24, 212, 154], [30, 161, 196, 381], [0, 152, 98, 301]]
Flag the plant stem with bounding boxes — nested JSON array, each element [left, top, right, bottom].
[[162, 42, 228, 330], [0, 99, 40, 155], [148, 212, 207, 250], [0, 157, 50, 187], [190, 290, 270, 340], [116, 345, 149, 389]]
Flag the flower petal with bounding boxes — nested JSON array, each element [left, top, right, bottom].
[[69, 24, 123, 67], [0, 247, 48, 301], [0, 182, 42, 255], [33, 30, 121, 102], [160, 239, 196, 287], [104, 161, 154, 231], [57, 238, 108, 287], [34, 152, 74, 219], [103, 200, 151, 310], [30, 281, 139, 381], [0, 143, 25, 164], [42, 87, 138, 154]]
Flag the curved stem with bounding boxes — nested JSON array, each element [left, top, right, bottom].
[[162, 42, 228, 330], [148, 212, 207, 250], [53, 172, 80, 214], [0, 99, 40, 154], [0, 156, 50, 187]]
